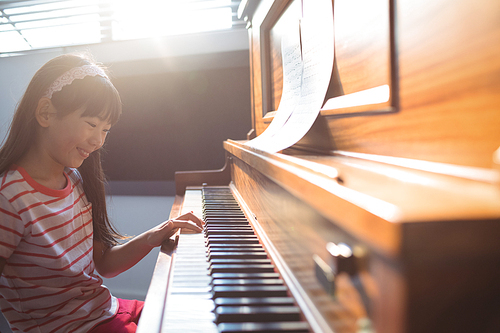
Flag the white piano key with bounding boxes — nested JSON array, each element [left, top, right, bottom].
[[161, 190, 218, 333]]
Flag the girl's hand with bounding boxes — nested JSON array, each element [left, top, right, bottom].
[[146, 212, 204, 247], [174, 211, 204, 229]]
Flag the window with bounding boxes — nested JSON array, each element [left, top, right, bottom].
[[0, 0, 243, 55]]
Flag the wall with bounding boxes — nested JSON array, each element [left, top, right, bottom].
[[102, 195, 176, 301], [103, 51, 251, 184]]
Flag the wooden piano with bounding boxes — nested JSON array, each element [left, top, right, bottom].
[[137, 0, 500, 332]]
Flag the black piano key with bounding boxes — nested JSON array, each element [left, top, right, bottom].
[[206, 222, 250, 227], [208, 248, 264, 254], [206, 225, 251, 229], [208, 244, 264, 249], [203, 203, 241, 208], [215, 306, 301, 323], [206, 229, 255, 236], [212, 285, 289, 298], [204, 212, 246, 217], [205, 225, 249, 228], [202, 187, 310, 332], [203, 214, 247, 217], [212, 279, 284, 287], [205, 202, 235, 205], [206, 223, 250, 228], [205, 225, 251, 229], [205, 231, 253, 236], [204, 202, 237, 205], [204, 209, 243, 213], [206, 234, 257, 239], [217, 322, 310, 333], [205, 216, 247, 219], [205, 211, 242, 213], [205, 219, 249, 224], [207, 238, 260, 244], [205, 232, 255, 238], [204, 209, 242, 214], [205, 218, 245, 221], [209, 264, 276, 274], [204, 194, 235, 196], [208, 248, 266, 255], [207, 235, 258, 239], [214, 297, 296, 307], [204, 210, 243, 215], [208, 252, 268, 260], [205, 217, 247, 221], [211, 272, 281, 280], [205, 226, 253, 230], [209, 259, 271, 267], [204, 202, 241, 206]]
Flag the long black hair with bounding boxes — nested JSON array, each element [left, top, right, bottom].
[[0, 53, 123, 247]]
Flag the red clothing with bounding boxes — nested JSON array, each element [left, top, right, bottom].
[[0, 166, 117, 332], [89, 298, 144, 333]]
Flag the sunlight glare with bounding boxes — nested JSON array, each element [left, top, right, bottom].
[[322, 84, 390, 110], [0, 0, 236, 54], [0, 30, 31, 53], [21, 22, 101, 49], [111, 0, 233, 40]]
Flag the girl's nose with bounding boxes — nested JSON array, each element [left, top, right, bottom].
[[89, 130, 106, 148]]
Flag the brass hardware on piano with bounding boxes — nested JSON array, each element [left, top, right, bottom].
[[314, 243, 369, 295], [314, 242, 373, 331], [138, 0, 500, 332]]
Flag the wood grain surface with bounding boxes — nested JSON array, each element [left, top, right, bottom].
[[249, 0, 500, 168]]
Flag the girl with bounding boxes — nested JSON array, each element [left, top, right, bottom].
[[0, 54, 203, 333]]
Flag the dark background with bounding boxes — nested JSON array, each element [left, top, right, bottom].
[[101, 50, 251, 184]]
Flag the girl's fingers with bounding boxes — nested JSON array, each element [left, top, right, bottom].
[[151, 220, 202, 246], [175, 212, 204, 228], [170, 219, 203, 232]]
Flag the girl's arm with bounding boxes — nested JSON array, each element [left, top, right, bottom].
[[93, 212, 203, 278]]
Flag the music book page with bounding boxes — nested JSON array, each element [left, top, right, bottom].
[[248, 0, 334, 154], [245, 23, 303, 149]]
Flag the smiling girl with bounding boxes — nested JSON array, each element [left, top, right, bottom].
[[0, 54, 203, 333]]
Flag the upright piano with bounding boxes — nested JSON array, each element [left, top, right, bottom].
[[137, 0, 500, 332]]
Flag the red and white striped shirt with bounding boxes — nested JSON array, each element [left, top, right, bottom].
[[0, 166, 117, 333]]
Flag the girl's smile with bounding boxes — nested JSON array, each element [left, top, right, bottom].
[[77, 147, 91, 159], [35, 101, 111, 171]]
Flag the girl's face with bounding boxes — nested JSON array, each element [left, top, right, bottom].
[[43, 107, 111, 169]]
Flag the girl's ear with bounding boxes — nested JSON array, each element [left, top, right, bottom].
[[35, 97, 56, 128]]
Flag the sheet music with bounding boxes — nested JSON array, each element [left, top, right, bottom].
[[245, 23, 303, 149], [247, 0, 334, 154]]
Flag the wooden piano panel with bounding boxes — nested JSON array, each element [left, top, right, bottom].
[[321, 0, 500, 168], [333, 0, 390, 97], [323, 0, 394, 116], [249, 0, 500, 168], [229, 154, 375, 333], [224, 139, 500, 333]]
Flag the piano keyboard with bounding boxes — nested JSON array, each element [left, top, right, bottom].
[[161, 186, 311, 333]]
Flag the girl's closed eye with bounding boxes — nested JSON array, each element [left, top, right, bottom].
[[85, 120, 111, 133]]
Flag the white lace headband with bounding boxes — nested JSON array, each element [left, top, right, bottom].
[[42, 65, 109, 99]]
